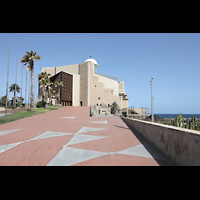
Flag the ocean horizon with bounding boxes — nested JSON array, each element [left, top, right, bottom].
[[155, 114, 200, 119]]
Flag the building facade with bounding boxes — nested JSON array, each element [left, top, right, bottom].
[[40, 57, 129, 114]]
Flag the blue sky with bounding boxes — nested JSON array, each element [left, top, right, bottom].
[[0, 33, 199, 114]]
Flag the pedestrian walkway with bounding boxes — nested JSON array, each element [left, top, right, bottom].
[[0, 106, 170, 166]]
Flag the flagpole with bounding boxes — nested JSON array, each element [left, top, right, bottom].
[[25, 68, 27, 111], [28, 70, 30, 110], [20, 64, 23, 112], [5, 47, 10, 116], [14, 56, 18, 114]]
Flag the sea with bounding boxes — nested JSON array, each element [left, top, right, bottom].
[[155, 114, 200, 120]]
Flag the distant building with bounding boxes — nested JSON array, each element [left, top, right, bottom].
[[40, 56, 129, 114], [127, 107, 150, 119]]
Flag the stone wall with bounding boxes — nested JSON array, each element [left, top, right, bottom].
[[89, 65, 128, 110], [72, 74, 80, 106], [122, 117, 200, 166], [80, 62, 89, 106], [42, 64, 79, 76]]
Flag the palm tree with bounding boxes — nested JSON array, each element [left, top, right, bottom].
[[38, 72, 52, 104], [51, 90, 59, 105], [54, 79, 64, 105], [17, 96, 25, 104], [37, 71, 63, 106], [110, 102, 120, 114], [21, 51, 41, 111], [9, 83, 20, 105], [38, 71, 51, 82], [49, 88, 59, 105]]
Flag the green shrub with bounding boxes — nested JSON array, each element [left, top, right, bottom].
[[36, 101, 46, 108], [7, 105, 14, 109]]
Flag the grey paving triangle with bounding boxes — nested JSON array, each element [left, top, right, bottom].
[[116, 143, 166, 160], [77, 127, 105, 134], [47, 147, 108, 166], [0, 142, 23, 154], [89, 120, 108, 124], [66, 134, 107, 146], [61, 117, 76, 119], [30, 131, 74, 141], [0, 129, 21, 137]]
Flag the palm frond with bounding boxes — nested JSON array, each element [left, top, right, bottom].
[[21, 54, 29, 63], [27, 65, 31, 71], [22, 62, 28, 66], [21, 51, 41, 64], [35, 55, 41, 60], [9, 83, 20, 93]]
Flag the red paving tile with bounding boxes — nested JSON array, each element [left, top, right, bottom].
[[68, 133, 142, 153], [73, 154, 168, 166], [0, 106, 170, 166]]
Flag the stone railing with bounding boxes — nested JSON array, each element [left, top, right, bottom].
[[122, 117, 200, 166], [126, 114, 150, 120]]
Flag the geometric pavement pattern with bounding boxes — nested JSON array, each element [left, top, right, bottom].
[[47, 120, 167, 166], [0, 110, 170, 166]]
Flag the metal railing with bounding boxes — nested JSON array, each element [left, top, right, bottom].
[[123, 106, 150, 120]]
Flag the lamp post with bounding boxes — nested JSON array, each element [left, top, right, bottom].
[[14, 56, 18, 114], [5, 47, 10, 116], [20, 65, 23, 112], [25, 69, 27, 111], [150, 76, 154, 122]]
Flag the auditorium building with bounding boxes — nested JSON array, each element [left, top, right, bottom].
[[40, 56, 129, 114]]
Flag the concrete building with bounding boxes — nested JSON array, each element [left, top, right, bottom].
[[40, 56, 129, 115]]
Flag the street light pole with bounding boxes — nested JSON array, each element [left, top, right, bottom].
[[5, 47, 10, 116], [25, 69, 27, 111], [14, 56, 18, 114], [150, 76, 154, 122], [20, 65, 23, 112]]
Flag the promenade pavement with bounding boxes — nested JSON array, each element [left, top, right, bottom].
[[0, 106, 170, 166]]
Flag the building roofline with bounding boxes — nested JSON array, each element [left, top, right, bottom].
[[50, 71, 73, 79], [94, 72, 119, 81]]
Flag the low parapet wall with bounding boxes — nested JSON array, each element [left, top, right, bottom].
[[122, 117, 200, 166]]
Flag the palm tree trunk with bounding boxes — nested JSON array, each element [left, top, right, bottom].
[[14, 91, 16, 114], [30, 60, 34, 111], [42, 88, 44, 102]]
